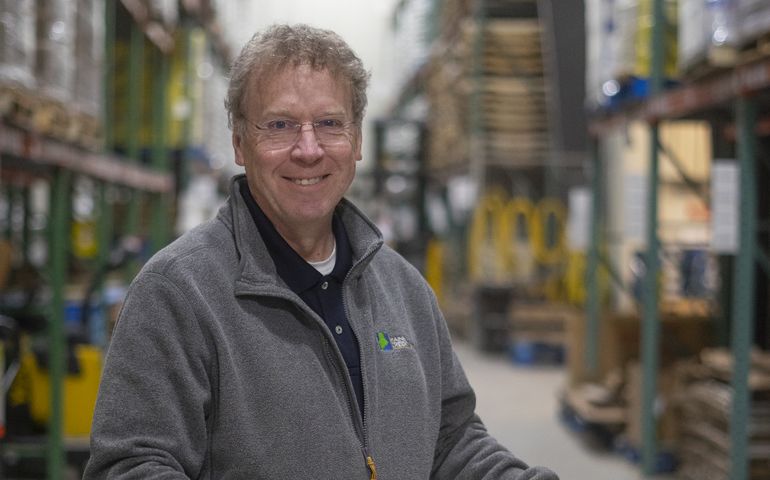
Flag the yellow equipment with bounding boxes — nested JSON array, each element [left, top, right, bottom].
[[9, 343, 103, 437]]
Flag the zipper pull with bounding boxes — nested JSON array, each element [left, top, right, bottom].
[[366, 455, 377, 480]]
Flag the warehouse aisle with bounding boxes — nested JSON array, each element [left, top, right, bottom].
[[453, 339, 677, 480]]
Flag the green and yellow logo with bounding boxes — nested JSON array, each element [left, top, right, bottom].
[[376, 332, 411, 351]]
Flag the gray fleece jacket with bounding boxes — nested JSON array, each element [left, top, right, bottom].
[[84, 175, 559, 480]]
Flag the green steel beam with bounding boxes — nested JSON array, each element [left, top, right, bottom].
[[640, 123, 662, 476], [641, 0, 666, 473], [21, 187, 30, 264], [4, 186, 17, 241], [599, 252, 634, 298], [126, 21, 145, 240], [150, 48, 171, 254], [103, 0, 116, 150], [95, 182, 112, 324], [179, 24, 194, 192], [92, 0, 116, 347], [47, 169, 71, 480], [124, 21, 145, 280], [469, 0, 486, 190], [729, 97, 757, 480], [757, 244, 770, 277], [585, 140, 602, 376], [3, 187, 12, 240]]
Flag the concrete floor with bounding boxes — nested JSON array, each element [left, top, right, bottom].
[[453, 339, 679, 480]]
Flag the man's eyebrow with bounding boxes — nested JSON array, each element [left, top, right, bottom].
[[258, 109, 348, 119], [259, 109, 296, 118]]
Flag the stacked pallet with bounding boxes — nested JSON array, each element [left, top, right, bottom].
[[508, 302, 577, 365], [484, 0, 539, 19], [425, 52, 469, 173], [436, 0, 473, 42], [463, 18, 550, 168], [423, 0, 471, 174], [424, 0, 549, 176], [674, 349, 770, 480]]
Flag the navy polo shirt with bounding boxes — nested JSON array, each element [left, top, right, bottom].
[[239, 182, 364, 417]]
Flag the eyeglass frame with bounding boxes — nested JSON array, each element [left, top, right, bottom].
[[243, 116, 359, 150]]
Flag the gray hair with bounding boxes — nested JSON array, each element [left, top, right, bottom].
[[225, 24, 370, 136]]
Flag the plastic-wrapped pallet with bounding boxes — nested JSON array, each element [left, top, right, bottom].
[[392, 0, 433, 94], [0, 0, 36, 89], [148, 0, 179, 29], [584, 0, 611, 110], [36, 0, 76, 103], [584, 0, 641, 108], [632, 0, 679, 81], [74, 0, 105, 118], [612, 0, 641, 80], [586, 0, 679, 108], [737, 0, 770, 49], [678, 0, 738, 76]]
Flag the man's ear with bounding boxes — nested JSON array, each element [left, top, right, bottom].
[[233, 132, 245, 166], [354, 128, 363, 161]]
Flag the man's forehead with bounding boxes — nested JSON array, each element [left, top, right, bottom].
[[247, 65, 352, 110]]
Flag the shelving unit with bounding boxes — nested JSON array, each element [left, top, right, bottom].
[[0, 1, 233, 477], [584, 1, 770, 478]]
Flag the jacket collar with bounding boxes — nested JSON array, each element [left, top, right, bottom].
[[238, 179, 352, 293], [222, 175, 384, 293]]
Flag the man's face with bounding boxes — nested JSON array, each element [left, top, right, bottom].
[[233, 65, 362, 235]]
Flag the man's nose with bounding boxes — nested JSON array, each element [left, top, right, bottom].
[[292, 123, 324, 161]]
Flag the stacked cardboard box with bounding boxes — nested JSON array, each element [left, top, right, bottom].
[[674, 349, 770, 480]]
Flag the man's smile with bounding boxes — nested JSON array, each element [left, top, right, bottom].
[[288, 175, 329, 186]]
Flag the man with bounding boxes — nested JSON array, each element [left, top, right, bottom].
[[84, 24, 559, 479]]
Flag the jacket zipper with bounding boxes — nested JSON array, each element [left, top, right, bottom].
[[240, 242, 381, 478], [342, 245, 379, 479], [322, 340, 372, 477], [366, 453, 377, 479]]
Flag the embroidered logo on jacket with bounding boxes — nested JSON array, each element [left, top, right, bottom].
[[376, 332, 411, 351]]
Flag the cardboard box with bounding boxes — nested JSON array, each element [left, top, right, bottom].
[[566, 305, 714, 386]]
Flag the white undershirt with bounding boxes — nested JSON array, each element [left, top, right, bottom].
[[307, 240, 337, 276]]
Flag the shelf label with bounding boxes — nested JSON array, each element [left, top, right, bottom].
[[567, 187, 591, 252], [623, 173, 648, 245], [711, 160, 739, 254]]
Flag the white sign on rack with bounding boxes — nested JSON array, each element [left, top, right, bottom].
[[623, 173, 648, 245], [567, 187, 592, 252], [711, 160, 740, 254]]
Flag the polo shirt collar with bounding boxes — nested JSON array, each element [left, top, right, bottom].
[[239, 181, 352, 294]]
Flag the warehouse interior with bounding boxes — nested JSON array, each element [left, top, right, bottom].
[[1, 0, 770, 478]]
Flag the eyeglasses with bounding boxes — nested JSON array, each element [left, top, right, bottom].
[[247, 117, 355, 150]]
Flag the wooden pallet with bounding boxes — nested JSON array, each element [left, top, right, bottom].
[[679, 46, 739, 83], [481, 76, 546, 96], [482, 98, 545, 114], [0, 83, 103, 150], [679, 30, 770, 84], [483, 57, 543, 76], [739, 30, 770, 64]]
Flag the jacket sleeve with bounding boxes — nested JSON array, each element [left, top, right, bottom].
[[83, 270, 211, 479], [429, 296, 559, 480]]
